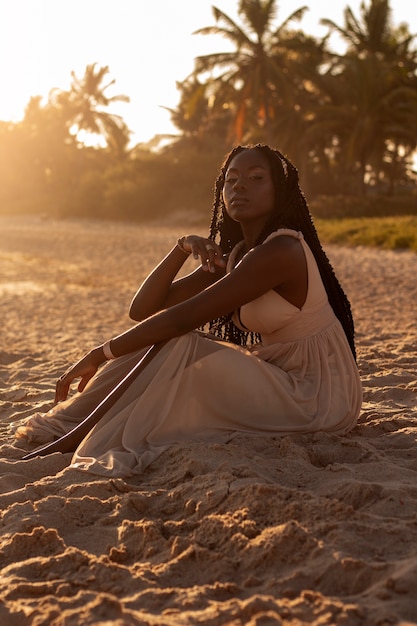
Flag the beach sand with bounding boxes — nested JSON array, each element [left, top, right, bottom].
[[1, 215, 416, 625]]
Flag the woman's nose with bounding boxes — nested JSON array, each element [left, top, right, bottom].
[[233, 177, 246, 190]]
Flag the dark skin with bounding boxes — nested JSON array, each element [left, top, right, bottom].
[[55, 148, 308, 403]]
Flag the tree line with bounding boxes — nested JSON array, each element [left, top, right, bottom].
[[0, 0, 416, 221]]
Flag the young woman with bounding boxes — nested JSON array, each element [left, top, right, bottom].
[[16, 144, 362, 476]]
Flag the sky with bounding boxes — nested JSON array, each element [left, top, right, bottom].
[[0, 0, 415, 145]]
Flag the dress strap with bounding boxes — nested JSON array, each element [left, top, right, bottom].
[[263, 228, 304, 244]]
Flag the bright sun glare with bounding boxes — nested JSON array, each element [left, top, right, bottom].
[[0, 0, 415, 146]]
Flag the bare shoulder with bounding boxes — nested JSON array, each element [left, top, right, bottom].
[[246, 232, 304, 265]]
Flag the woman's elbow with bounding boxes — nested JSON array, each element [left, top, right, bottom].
[[129, 301, 144, 322]]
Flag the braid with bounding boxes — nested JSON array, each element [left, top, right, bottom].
[[206, 144, 357, 359], [206, 148, 253, 344]]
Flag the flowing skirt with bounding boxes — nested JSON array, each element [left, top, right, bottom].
[[16, 329, 362, 476]]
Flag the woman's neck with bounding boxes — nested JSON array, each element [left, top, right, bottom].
[[240, 212, 278, 248], [241, 224, 265, 249]]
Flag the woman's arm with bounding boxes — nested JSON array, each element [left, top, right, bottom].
[[55, 236, 306, 402], [119, 235, 305, 352], [129, 236, 226, 321]]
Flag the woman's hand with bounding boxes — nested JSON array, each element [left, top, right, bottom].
[[181, 235, 226, 273], [55, 347, 106, 404]]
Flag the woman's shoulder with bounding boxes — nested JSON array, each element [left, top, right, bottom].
[[227, 229, 305, 272]]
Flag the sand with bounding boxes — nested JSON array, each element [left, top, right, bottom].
[[1, 214, 417, 626]]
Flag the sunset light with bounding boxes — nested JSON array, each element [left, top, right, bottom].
[[1, 4, 417, 622], [0, 0, 415, 144]]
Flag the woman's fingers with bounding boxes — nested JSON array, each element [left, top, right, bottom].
[[54, 357, 100, 404], [77, 371, 96, 393], [186, 236, 225, 272], [204, 242, 226, 272], [55, 374, 71, 404]]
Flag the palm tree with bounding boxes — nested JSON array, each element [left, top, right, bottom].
[[316, 0, 417, 192], [320, 0, 416, 60], [164, 75, 229, 144], [53, 63, 131, 153], [191, 0, 308, 144], [302, 54, 417, 194]]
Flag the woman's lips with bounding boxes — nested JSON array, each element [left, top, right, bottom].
[[231, 196, 248, 205]]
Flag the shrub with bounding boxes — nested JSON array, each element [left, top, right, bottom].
[[310, 194, 417, 220]]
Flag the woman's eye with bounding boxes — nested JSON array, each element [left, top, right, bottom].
[[224, 174, 262, 184]]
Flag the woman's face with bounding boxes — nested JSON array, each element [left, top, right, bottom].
[[222, 148, 275, 226]]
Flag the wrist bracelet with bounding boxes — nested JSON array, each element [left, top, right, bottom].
[[177, 236, 191, 255], [102, 340, 117, 360]]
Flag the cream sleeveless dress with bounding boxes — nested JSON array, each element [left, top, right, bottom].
[[16, 229, 362, 476]]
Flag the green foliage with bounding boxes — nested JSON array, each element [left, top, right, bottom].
[[183, 0, 417, 193], [311, 193, 417, 251], [316, 216, 417, 251], [1, 1, 416, 236], [310, 193, 417, 219], [53, 143, 225, 222], [70, 168, 105, 217]]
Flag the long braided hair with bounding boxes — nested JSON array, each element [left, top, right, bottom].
[[206, 144, 357, 360]]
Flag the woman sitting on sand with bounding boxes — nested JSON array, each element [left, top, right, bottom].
[[16, 144, 362, 476]]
